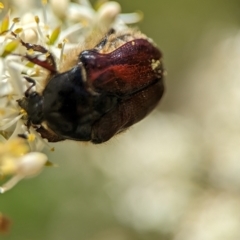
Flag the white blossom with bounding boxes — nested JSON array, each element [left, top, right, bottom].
[[0, 0, 140, 193]]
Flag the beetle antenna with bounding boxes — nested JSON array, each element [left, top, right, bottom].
[[24, 76, 36, 97]]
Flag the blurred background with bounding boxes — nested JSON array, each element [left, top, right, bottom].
[[2, 0, 240, 239]]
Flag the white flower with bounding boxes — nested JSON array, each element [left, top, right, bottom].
[[0, 151, 48, 194], [0, 0, 141, 192], [0, 138, 47, 193]]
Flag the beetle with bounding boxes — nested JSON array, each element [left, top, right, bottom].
[[16, 28, 164, 143]]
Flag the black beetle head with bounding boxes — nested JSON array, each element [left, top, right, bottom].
[[18, 92, 44, 125]]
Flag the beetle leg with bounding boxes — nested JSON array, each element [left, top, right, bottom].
[[94, 28, 115, 50], [18, 126, 64, 142], [11, 32, 57, 75], [36, 126, 65, 142], [17, 118, 32, 139]]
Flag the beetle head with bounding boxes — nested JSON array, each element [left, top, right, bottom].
[[18, 92, 44, 125]]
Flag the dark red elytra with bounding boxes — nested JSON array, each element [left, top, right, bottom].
[[17, 29, 164, 143], [80, 39, 162, 94]]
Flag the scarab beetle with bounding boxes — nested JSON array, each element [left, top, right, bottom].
[[17, 28, 165, 143]]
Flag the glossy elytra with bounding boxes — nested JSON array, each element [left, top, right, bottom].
[[17, 28, 165, 143]]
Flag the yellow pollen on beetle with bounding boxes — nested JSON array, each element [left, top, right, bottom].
[[151, 59, 160, 71]]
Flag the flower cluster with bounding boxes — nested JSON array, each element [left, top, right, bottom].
[[0, 0, 141, 193]]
